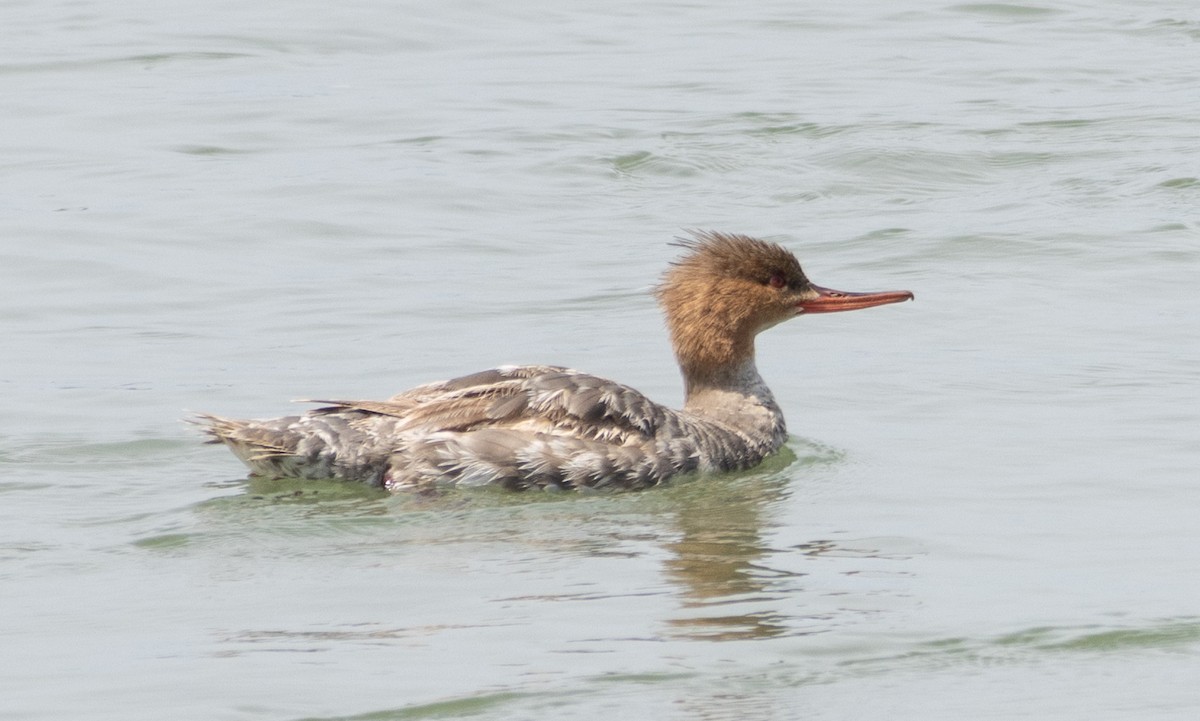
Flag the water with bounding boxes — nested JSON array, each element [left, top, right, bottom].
[[3, 0, 1200, 718]]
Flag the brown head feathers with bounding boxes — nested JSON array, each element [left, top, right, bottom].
[[655, 231, 815, 394]]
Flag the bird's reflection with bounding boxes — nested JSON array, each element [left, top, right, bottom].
[[659, 450, 803, 641]]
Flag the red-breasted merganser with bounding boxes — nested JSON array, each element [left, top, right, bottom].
[[197, 231, 912, 492]]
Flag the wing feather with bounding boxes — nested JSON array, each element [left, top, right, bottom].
[[301, 365, 667, 443]]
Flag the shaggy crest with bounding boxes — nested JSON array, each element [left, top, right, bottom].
[[659, 230, 809, 291]]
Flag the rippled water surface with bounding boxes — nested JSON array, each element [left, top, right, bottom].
[[3, 1, 1200, 719]]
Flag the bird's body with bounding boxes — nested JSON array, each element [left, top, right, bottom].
[[197, 231, 912, 492]]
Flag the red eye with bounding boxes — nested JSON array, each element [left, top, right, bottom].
[[768, 273, 786, 289]]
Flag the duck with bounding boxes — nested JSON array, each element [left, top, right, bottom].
[[196, 231, 912, 492]]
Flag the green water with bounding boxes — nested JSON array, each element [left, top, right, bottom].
[[3, 0, 1199, 718]]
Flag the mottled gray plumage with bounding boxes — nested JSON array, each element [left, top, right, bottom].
[[196, 231, 912, 492], [197, 364, 783, 491]]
